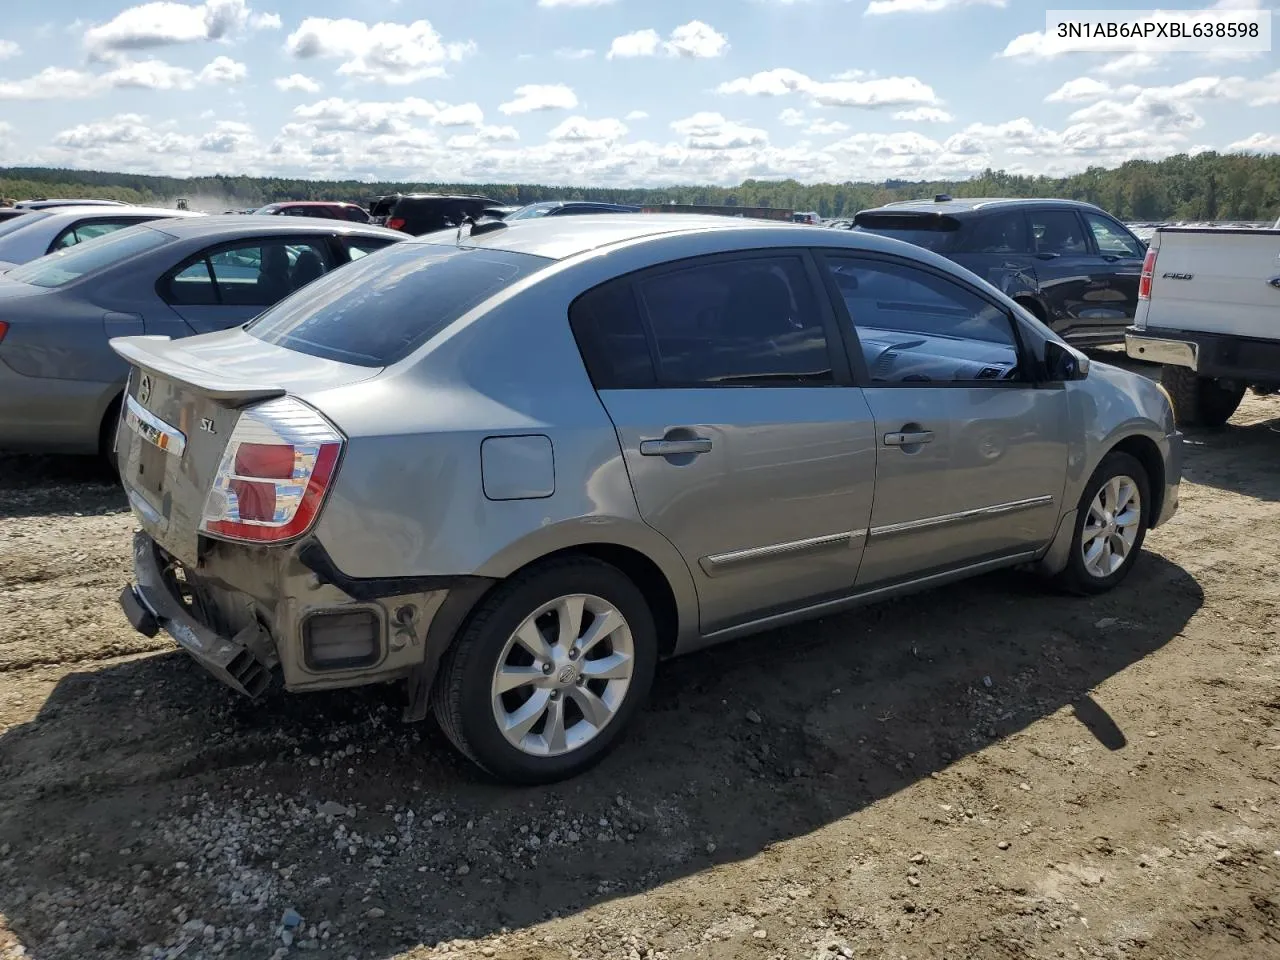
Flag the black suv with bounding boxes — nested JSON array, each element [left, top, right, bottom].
[[850, 197, 1147, 345], [378, 194, 503, 235]]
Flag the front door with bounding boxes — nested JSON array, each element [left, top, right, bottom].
[[1026, 207, 1115, 342], [568, 252, 878, 634], [1080, 210, 1146, 336], [818, 252, 1069, 587]]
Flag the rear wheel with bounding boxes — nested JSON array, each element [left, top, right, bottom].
[[98, 396, 123, 475], [432, 556, 657, 784], [1052, 451, 1150, 595], [1160, 365, 1244, 428]]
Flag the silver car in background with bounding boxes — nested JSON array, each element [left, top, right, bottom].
[[110, 215, 1182, 784], [0, 216, 405, 459], [0, 205, 202, 268]]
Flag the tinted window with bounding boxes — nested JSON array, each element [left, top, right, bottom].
[[823, 256, 1021, 384], [245, 242, 550, 366], [7, 226, 170, 288], [852, 215, 961, 253], [344, 237, 396, 261], [1083, 213, 1144, 258], [163, 240, 332, 307], [1028, 210, 1088, 255], [634, 256, 833, 386], [569, 281, 655, 389], [49, 218, 139, 251], [967, 212, 1029, 254]]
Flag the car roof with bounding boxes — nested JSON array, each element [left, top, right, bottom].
[[264, 200, 361, 207], [396, 193, 499, 204], [863, 197, 1103, 216], [28, 206, 202, 222], [148, 214, 406, 240], [425, 212, 845, 261]]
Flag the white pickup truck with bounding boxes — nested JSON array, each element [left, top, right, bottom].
[[1125, 225, 1280, 427]]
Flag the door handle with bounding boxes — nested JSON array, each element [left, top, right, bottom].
[[884, 431, 934, 447], [640, 438, 713, 456]]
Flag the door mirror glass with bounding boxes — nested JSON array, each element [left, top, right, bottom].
[[1045, 340, 1090, 381]]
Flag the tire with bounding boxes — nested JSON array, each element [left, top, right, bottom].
[[432, 556, 658, 784], [1160, 365, 1244, 428], [98, 396, 123, 476], [1052, 451, 1151, 595]]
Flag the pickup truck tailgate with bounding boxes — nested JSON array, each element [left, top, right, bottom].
[[1143, 228, 1280, 340]]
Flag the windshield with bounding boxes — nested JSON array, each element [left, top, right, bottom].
[[5, 225, 171, 288], [506, 203, 557, 221], [245, 240, 551, 366], [852, 215, 963, 253], [0, 210, 50, 241]]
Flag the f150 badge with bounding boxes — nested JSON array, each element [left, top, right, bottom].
[[1161, 272, 1194, 281]]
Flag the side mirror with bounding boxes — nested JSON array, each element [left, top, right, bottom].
[[1045, 340, 1090, 381]]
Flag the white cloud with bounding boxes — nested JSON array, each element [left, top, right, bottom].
[[197, 55, 246, 84], [607, 29, 660, 59], [1227, 132, 1280, 152], [607, 20, 728, 59], [1249, 70, 1280, 106], [894, 106, 953, 122], [249, 11, 281, 29], [291, 96, 484, 135], [434, 102, 485, 126], [284, 17, 474, 84], [0, 67, 100, 100], [498, 83, 578, 115], [554, 47, 595, 60], [718, 68, 939, 107], [83, 0, 277, 58], [445, 125, 520, 149], [548, 116, 629, 142], [865, 0, 1004, 13], [200, 119, 254, 153], [274, 73, 320, 93], [102, 58, 195, 90], [808, 119, 850, 135], [1098, 53, 1162, 75], [779, 107, 807, 126], [1045, 77, 1119, 102], [625, 109, 649, 120], [0, 40, 19, 60], [671, 111, 769, 150]]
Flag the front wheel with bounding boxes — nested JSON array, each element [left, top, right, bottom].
[[1160, 365, 1244, 428], [432, 556, 657, 784], [1052, 451, 1150, 595]]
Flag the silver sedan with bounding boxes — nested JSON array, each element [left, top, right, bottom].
[[0, 205, 202, 267], [0, 216, 406, 459], [110, 214, 1182, 784]]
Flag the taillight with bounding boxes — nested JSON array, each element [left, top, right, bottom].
[[1138, 248, 1157, 300], [0, 321, 8, 343], [200, 397, 343, 544], [386, 217, 407, 231]]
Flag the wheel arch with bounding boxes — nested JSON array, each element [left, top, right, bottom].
[[1106, 433, 1165, 525]]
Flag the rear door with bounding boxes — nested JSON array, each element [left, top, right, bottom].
[[157, 236, 336, 334], [570, 250, 878, 635], [817, 252, 1068, 587], [950, 209, 1039, 300]]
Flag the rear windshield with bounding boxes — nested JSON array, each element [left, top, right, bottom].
[[244, 241, 551, 367], [852, 214, 963, 253], [5, 225, 171, 287]]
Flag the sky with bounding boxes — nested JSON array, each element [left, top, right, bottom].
[[0, 0, 1275, 187]]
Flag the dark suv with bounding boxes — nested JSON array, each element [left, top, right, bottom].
[[850, 197, 1147, 345], [379, 194, 503, 235]]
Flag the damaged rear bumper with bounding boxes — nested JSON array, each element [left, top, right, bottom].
[[120, 532, 273, 697]]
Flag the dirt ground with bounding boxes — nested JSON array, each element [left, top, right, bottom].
[[2, 359, 1278, 960]]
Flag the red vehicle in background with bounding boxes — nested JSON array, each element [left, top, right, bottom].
[[253, 201, 372, 224]]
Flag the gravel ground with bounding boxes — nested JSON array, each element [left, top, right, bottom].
[[1, 359, 1278, 960]]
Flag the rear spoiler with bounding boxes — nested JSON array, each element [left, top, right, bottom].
[[109, 335, 286, 407]]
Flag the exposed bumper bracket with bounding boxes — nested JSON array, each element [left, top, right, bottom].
[[1125, 333, 1198, 371]]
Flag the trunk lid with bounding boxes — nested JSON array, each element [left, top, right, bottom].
[[111, 327, 380, 566]]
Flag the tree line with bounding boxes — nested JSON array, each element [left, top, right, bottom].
[[2, 151, 1277, 221]]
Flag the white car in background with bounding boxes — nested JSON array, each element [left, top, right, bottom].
[[0, 206, 203, 269]]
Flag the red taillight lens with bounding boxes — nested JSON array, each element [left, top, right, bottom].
[[200, 398, 343, 544], [1138, 248, 1157, 300], [386, 217, 407, 231], [0, 321, 8, 343]]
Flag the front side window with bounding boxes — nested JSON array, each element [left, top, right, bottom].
[[7, 225, 170, 288], [162, 240, 333, 307], [1083, 213, 1144, 258], [1028, 210, 1088, 255], [634, 255, 833, 386], [823, 256, 1022, 384], [245, 242, 551, 366]]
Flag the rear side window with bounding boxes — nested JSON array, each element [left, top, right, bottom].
[[569, 282, 655, 389], [245, 242, 550, 366], [342, 237, 397, 261], [967, 212, 1030, 254], [852, 214, 961, 253], [6, 226, 170, 288], [162, 240, 333, 307], [50, 218, 142, 251]]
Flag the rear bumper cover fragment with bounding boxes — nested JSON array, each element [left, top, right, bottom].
[[121, 532, 272, 698]]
